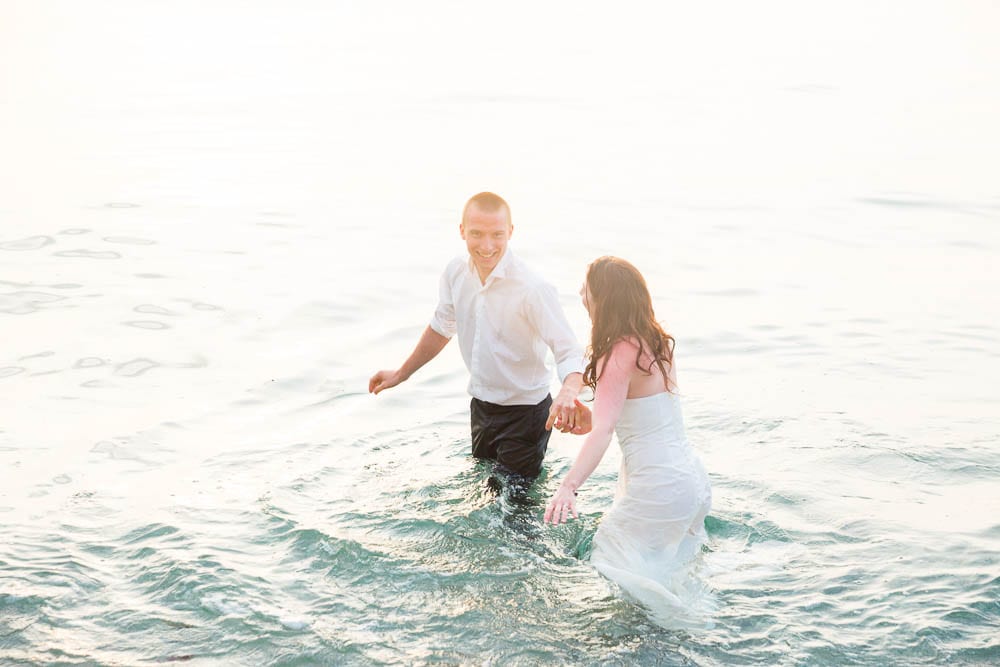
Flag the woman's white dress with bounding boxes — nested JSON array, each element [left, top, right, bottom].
[[590, 392, 713, 628]]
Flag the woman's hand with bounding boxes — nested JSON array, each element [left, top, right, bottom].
[[568, 399, 591, 434], [544, 483, 579, 524]]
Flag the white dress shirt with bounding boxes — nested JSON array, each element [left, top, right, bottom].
[[429, 249, 585, 406]]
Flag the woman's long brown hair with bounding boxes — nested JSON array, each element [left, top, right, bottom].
[[582, 256, 675, 392]]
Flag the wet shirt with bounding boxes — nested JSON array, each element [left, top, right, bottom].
[[429, 249, 585, 406]]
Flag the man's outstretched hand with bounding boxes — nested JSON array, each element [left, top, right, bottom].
[[369, 370, 404, 395]]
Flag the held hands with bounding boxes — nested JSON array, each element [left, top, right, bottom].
[[567, 399, 591, 434], [544, 483, 579, 525], [548, 399, 592, 434], [368, 369, 405, 395]]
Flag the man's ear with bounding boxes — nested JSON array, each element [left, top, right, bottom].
[[459, 223, 466, 239], [509, 224, 514, 238]]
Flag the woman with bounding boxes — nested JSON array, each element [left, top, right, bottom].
[[545, 256, 713, 627]]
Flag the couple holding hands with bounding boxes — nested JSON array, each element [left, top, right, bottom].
[[369, 192, 712, 625]]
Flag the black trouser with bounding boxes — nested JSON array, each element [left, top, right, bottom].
[[470, 394, 553, 481]]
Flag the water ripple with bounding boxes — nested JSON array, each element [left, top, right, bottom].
[[53, 249, 122, 260], [0, 236, 55, 251], [122, 320, 171, 330], [115, 358, 160, 376], [104, 236, 156, 245], [0, 290, 66, 315]]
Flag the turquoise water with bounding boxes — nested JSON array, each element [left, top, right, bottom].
[[3, 3, 1000, 665]]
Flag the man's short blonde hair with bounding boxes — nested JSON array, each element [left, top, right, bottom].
[[462, 192, 511, 226]]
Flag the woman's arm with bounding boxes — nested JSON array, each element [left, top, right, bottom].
[[544, 339, 637, 524]]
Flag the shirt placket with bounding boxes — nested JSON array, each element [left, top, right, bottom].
[[470, 281, 488, 391]]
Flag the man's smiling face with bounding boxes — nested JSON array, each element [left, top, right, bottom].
[[460, 203, 512, 281]]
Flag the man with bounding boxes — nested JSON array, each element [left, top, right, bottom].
[[369, 192, 585, 487]]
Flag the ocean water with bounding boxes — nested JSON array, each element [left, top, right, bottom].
[[2, 2, 999, 665]]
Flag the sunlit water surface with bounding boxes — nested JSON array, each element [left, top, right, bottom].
[[2, 2, 999, 665]]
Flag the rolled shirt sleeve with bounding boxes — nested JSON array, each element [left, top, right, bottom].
[[429, 265, 457, 338]]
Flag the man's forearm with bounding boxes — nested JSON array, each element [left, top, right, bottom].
[[398, 326, 451, 380]]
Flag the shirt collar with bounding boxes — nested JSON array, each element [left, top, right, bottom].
[[467, 247, 515, 285]]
